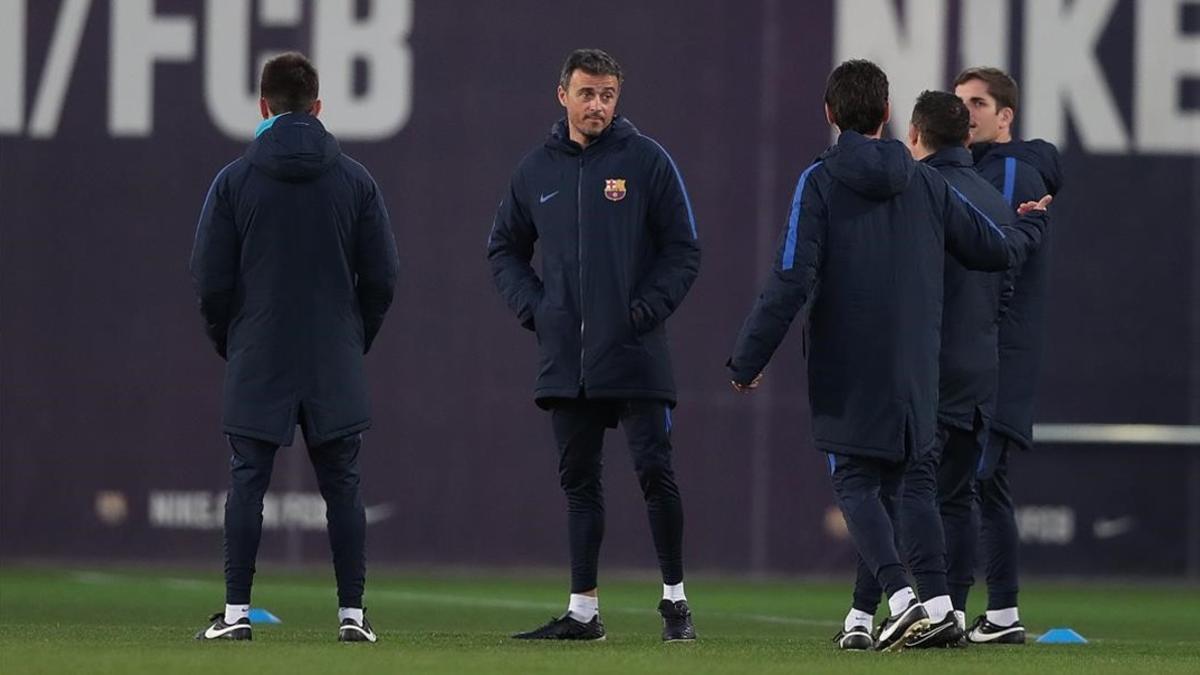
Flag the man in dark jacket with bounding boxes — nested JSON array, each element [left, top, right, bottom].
[[488, 49, 701, 642], [727, 61, 1050, 652], [190, 52, 398, 643], [845, 90, 1019, 649], [954, 66, 1064, 645]]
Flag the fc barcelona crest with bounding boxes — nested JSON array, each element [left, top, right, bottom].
[[604, 178, 627, 202]]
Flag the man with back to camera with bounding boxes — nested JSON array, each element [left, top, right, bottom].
[[726, 60, 1052, 652], [488, 48, 701, 642], [190, 52, 399, 643], [840, 90, 1019, 650], [953, 66, 1064, 645]]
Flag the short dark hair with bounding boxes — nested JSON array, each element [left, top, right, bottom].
[[260, 52, 319, 115], [953, 66, 1018, 114], [824, 59, 890, 135], [910, 90, 970, 150], [559, 48, 623, 90]]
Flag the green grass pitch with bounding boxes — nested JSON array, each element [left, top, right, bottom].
[[1, 566, 1197, 674]]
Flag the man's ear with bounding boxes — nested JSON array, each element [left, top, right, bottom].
[[557, 85, 568, 108], [908, 124, 920, 148], [999, 106, 1014, 131], [259, 98, 271, 119], [824, 102, 834, 127], [882, 100, 891, 126], [310, 100, 322, 118]]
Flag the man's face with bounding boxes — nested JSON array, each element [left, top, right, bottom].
[[955, 78, 1009, 145], [558, 70, 620, 141]]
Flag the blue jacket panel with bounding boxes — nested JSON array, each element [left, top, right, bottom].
[[488, 117, 701, 406], [729, 131, 1046, 461], [190, 113, 400, 445], [924, 147, 1013, 432], [973, 140, 1064, 447]]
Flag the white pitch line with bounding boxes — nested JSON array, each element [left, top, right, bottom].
[[324, 588, 840, 628], [74, 573, 838, 629], [1033, 424, 1200, 445], [68, 571, 848, 629]]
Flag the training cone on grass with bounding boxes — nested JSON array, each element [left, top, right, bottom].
[[248, 608, 282, 624], [1036, 628, 1087, 644]]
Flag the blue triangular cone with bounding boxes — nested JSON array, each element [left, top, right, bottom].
[[248, 608, 282, 624], [1037, 627, 1087, 644]]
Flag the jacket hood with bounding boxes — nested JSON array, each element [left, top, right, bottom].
[[546, 115, 639, 154], [972, 139, 1064, 195], [821, 131, 915, 200], [922, 145, 973, 169], [246, 112, 341, 182]]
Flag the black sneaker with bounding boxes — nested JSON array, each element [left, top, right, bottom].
[[658, 599, 696, 642], [873, 600, 930, 652], [512, 613, 606, 641], [905, 611, 965, 648], [966, 615, 1026, 644], [194, 613, 251, 641], [338, 613, 378, 643], [832, 625, 873, 650]]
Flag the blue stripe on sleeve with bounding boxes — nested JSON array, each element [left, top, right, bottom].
[[1002, 157, 1016, 206], [827, 452, 836, 475], [950, 185, 1006, 239], [781, 161, 823, 271], [643, 136, 698, 239], [665, 405, 673, 433]]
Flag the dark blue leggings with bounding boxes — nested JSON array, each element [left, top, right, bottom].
[[550, 398, 684, 593], [979, 431, 1019, 610], [224, 432, 366, 607], [834, 446, 948, 612]]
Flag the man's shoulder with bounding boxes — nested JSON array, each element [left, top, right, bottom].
[[512, 143, 564, 181], [334, 153, 378, 184], [627, 132, 683, 167], [213, 156, 249, 182], [945, 167, 1014, 221], [908, 161, 950, 197]]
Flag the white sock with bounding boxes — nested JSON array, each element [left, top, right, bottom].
[[887, 587, 916, 617], [224, 604, 250, 624], [662, 582, 686, 603], [844, 608, 874, 632], [954, 610, 966, 631], [567, 593, 599, 622], [923, 595, 953, 623], [987, 607, 1019, 626], [338, 607, 364, 624]]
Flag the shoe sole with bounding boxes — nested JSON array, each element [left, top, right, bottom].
[[879, 617, 931, 653], [906, 623, 962, 649], [663, 636, 697, 643]]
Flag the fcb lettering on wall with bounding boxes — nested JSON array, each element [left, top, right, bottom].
[[1, 0, 1197, 576]]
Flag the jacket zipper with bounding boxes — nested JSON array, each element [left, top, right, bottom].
[[577, 156, 586, 390]]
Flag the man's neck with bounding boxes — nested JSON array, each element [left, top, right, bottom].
[[570, 128, 592, 148]]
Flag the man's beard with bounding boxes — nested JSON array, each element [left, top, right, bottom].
[[579, 116, 608, 138]]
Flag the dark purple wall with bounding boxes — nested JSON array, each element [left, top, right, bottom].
[[2, 0, 1196, 576]]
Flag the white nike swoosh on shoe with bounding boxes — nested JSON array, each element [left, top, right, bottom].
[[340, 624, 378, 642], [878, 605, 920, 642], [204, 623, 250, 639], [969, 625, 1024, 641]]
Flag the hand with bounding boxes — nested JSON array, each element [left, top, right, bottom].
[[1016, 194, 1052, 215], [730, 371, 764, 393], [630, 300, 654, 334]]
